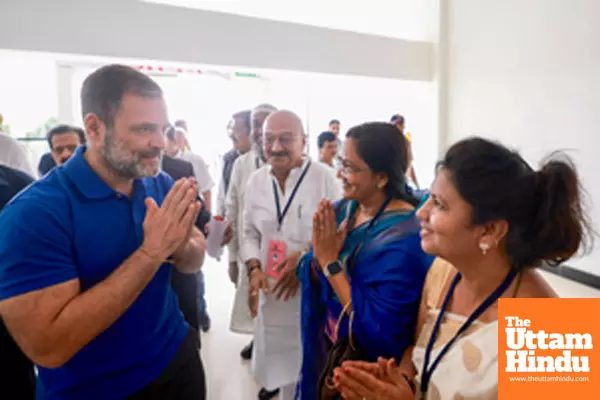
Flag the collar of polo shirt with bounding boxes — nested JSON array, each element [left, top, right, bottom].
[[63, 146, 145, 199]]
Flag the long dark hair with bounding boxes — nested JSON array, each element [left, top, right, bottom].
[[346, 122, 419, 206], [439, 137, 594, 268]]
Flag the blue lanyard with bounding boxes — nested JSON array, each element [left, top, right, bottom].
[[272, 161, 311, 230], [420, 267, 518, 395]]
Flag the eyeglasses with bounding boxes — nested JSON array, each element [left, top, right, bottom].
[[336, 157, 367, 175], [263, 134, 299, 147]]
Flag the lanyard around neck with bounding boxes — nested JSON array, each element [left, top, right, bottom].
[[420, 267, 518, 395], [272, 161, 311, 230]]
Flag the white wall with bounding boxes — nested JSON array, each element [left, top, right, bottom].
[[0, 52, 58, 135], [444, 0, 600, 276], [0, 0, 432, 81]]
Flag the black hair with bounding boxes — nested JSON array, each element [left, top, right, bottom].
[[390, 114, 405, 125], [174, 120, 187, 128], [439, 137, 594, 269], [346, 122, 419, 206], [81, 64, 162, 128], [46, 124, 86, 149], [318, 131, 337, 149], [165, 126, 177, 142], [329, 119, 340, 126], [232, 110, 251, 133]]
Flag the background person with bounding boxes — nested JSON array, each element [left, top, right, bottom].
[[328, 119, 341, 137], [217, 110, 252, 217], [0, 132, 36, 177], [165, 125, 215, 332], [225, 104, 277, 361], [317, 131, 338, 169], [165, 125, 214, 212], [0, 164, 36, 400], [162, 154, 212, 340], [38, 124, 86, 176], [391, 114, 419, 190]]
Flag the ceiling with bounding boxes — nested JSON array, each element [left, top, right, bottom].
[[142, 0, 439, 41]]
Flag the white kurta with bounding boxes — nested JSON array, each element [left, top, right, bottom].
[[242, 158, 341, 392], [225, 149, 264, 334], [176, 150, 215, 194]]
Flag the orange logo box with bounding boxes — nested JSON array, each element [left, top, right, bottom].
[[498, 298, 600, 400]]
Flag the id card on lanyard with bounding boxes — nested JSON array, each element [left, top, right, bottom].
[[265, 161, 311, 279], [266, 237, 287, 279]]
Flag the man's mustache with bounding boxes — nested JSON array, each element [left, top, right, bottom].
[[270, 151, 288, 157], [138, 149, 162, 158]]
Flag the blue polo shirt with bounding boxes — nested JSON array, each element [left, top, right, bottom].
[[0, 147, 188, 400]]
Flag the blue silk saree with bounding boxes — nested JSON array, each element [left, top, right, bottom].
[[296, 198, 434, 399]]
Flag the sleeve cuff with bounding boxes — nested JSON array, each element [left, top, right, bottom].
[[198, 180, 215, 194], [241, 244, 260, 264]]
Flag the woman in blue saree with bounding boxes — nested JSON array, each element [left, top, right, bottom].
[[297, 122, 434, 399]]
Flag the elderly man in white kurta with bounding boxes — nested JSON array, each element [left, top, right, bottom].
[[242, 110, 341, 400], [225, 104, 277, 357]]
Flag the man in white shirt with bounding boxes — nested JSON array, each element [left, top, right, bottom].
[[0, 133, 36, 177], [225, 104, 277, 361], [328, 119, 340, 137], [165, 126, 215, 212], [165, 125, 215, 332], [317, 131, 338, 168], [216, 111, 252, 217], [242, 110, 341, 400]]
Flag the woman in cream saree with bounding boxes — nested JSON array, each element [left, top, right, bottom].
[[331, 137, 591, 400], [410, 259, 500, 400]]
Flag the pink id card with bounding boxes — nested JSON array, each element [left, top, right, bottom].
[[265, 240, 287, 279]]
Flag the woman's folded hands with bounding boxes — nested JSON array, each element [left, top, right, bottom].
[[333, 357, 415, 400]]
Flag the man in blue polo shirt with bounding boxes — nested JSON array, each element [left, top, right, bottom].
[[0, 65, 207, 400]]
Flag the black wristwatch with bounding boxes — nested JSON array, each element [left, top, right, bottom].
[[323, 260, 343, 278]]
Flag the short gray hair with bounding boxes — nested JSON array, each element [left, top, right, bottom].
[[252, 103, 278, 114], [80, 64, 162, 127]]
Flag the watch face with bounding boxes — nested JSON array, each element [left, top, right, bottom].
[[326, 261, 343, 276]]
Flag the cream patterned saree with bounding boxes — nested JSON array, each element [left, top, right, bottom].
[[411, 259, 499, 400]]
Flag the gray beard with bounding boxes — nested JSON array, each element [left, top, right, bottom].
[[100, 129, 162, 179]]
